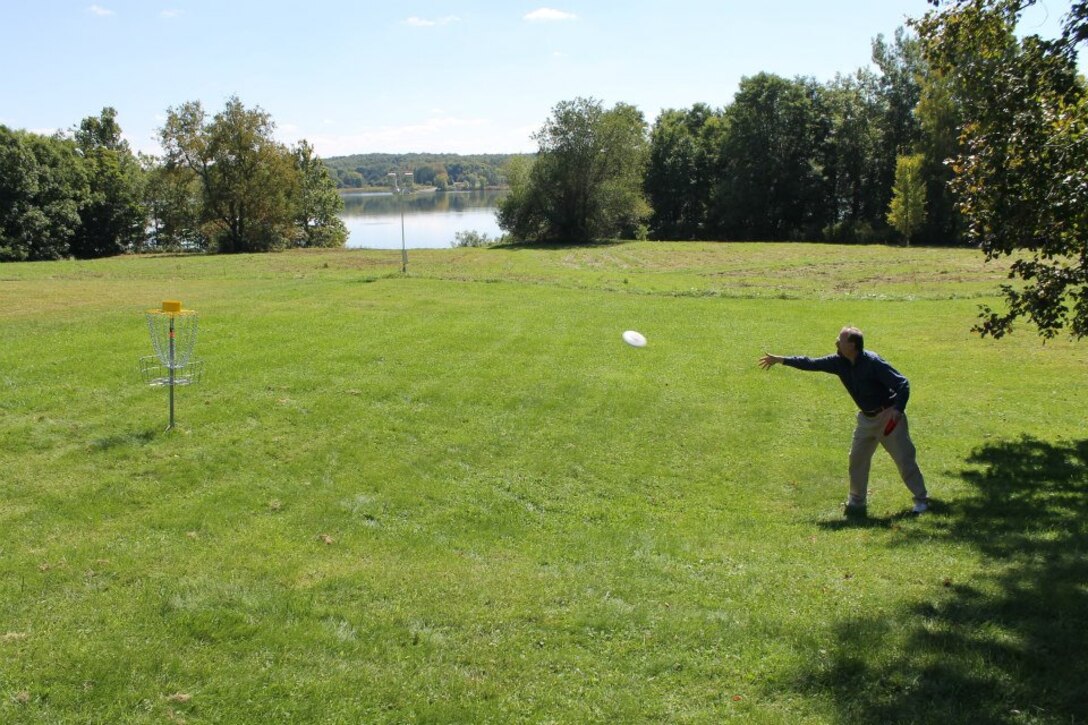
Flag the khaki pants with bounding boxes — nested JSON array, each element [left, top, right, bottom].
[[847, 409, 928, 506]]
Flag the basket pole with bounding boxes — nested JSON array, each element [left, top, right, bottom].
[[168, 315, 176, 430]]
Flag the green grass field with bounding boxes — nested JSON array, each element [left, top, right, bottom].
[[1, 242, 1085, 723]]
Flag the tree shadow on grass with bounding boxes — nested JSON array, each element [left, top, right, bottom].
[[792, 436, 1088, 723], [817, 507, 941, 530]]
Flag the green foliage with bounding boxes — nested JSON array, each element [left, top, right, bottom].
[[322, 153, 518, 190], [498, 97, 650, 243], [871, 29, 926, 212], [645, 104, 721, 239], [143, 156, 204, 252], [711, 73, 830, 240], [494, 155, 542, 240], [887, 153, 928, 243], [0, 126, 88, 261], [820, 71, 885, 230], [293, 141, 347, 248], [69, 108, 148, 259], [821, 219, 883, 244], [451, 229, 499, 248], [2, 101, 344, 259], [161, 97, 297, 253], [1, 111, 146, 261], [640, 29, 966, 246], [917, 0, 1088, 338], [873, 28, 968, 246], [160, 97, 345, 254], [914, 68, 964, 243]]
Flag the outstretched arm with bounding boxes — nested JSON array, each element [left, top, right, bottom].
[[758, 353, 784, 370], [759, 353, 840, 373]]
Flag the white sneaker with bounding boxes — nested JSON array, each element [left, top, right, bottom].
[[912, 501, 929, 514]]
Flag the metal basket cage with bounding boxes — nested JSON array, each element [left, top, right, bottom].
[[140, 356, 204, 387], [145, 310, 199, 369]]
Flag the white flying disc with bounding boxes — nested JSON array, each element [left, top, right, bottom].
[[622, 330, 647, 348]]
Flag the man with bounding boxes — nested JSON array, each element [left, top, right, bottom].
[[758, 326, 930, 516]]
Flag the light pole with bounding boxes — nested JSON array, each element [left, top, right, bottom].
[[388, 170, 413, 273]]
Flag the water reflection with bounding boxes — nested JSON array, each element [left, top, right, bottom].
[[340, 189, 508, 249]]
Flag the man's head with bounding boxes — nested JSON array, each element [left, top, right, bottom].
[[836, 326, 864, 360]]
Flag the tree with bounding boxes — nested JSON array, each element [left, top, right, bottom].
[[819, 71, 886, 241], [914, 67, 964, 244], [871, 29, 926, 212], [498, 97, 650, 243], [292, 140, 347, 248], [496, 155, 544, 241], [645, 104, 721, 239], [339, 170, 364, 188], [144, 155, 204, 252], [160, 96, 299, 253], [710, 74, 829, 240], [589, 101, 652, 239], [0, 126, 88, 261], [69, 107, 147, 258], [887, 154, 927, 244], [917, 0, 1088, 338], [413, 166, 437, 186]]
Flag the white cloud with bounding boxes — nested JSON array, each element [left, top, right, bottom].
[[524, 8, 577, 22], [88, 4, 114, 16], [405, 15, 460, 27], [161, 9, 182, 18]]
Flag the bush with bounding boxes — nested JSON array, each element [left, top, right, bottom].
[[821, 220, 886, 245], [451, 230, 499, 248]]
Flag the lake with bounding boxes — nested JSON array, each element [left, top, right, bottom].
[[339, 189, 508, 249]]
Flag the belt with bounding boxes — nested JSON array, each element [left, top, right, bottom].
[[862, 404, 892, 417]]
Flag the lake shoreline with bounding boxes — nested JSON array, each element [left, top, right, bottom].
[[337, 186, 510, 195]]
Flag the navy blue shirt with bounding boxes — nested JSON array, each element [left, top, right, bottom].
[[783, 350, 911, 413]]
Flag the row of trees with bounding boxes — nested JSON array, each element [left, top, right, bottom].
[[499, 1, 1088, 338], [500, 28, 957, 247], [1, 98, 346, 261], [1, 110, 146, 261], [323, 153, 517, 191]]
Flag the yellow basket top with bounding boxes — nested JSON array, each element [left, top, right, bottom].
[[147, 300, 195, 315]]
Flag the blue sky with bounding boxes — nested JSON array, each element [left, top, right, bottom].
[[0, 1, 1075, 157]]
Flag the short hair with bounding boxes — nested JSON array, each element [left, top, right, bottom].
[[841, 326, 864, 352]]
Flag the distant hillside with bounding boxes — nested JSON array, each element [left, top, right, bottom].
[[322, 152, 530, 191]]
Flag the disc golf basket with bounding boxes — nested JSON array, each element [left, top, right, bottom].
[[140, 300, 203, 430]]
